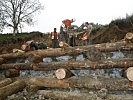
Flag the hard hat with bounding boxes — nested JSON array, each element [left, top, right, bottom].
[[83, 27, 87, 30]]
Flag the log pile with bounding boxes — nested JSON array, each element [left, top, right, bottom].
[[0, 79, 26, 99], [0, 33, 133, 99]]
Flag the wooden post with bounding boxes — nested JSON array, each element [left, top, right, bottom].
[[0, 80, 26, 99], [0, 78, 13, 88], [4, 69, 20, 78], [55, 68, 74, 79], [0, 63, 32, 70]]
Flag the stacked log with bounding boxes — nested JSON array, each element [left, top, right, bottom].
[[0, 78, 13, 88], [0, 80, 26, 99], [0, 58, 4, 65], [0, 40, 132, 61], [4, 69, 20, 78], [0, 58, 133, 70], [37, 90, 133, 100], [29, 76, 132, 90], [0, 63, 32, 70]]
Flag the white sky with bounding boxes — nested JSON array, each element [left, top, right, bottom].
[[3, 0, 133, 33]]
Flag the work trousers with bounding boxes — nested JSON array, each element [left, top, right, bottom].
[[51, 39, 59, 48]]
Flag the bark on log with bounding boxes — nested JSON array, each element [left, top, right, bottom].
[[37, 90, 133, 100], [0, 41, 132, 60], [29, 76, 133, 90], [0, 58, 4, 65], [0, 80, 26, 99], [126, 67, 133, 81], [35, 58, 133, 70], [4, 69, 20, 78], [27, 54, 43, 63], [26, 85, 43, 93], [0, 78, 13, 88], [0, 63, 32, 70], [37, 90, 98, 100], [0, 58, 133, 70], [55, 68, 74, 79]]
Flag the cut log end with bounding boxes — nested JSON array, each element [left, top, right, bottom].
[[21, 43, 30, 52], [126, 67, 133, 81], [125, 32, 133, 41], [55, 68, 73, 79], [59, 41, 71, 49]]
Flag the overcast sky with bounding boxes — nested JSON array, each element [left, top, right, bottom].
[[3, 0, 133, 33]]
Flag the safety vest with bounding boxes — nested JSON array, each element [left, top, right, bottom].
[[82, 32, 87, 40], [51, 32, 59, 39]]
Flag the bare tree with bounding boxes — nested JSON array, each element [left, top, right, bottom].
[[0, 0, 43, 36]]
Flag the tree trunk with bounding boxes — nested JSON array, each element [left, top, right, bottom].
[[0, 78, 13, 88], [29, 76, 132, 90], [55, 68, 74, 79], [0, 41, 132, 60], [0, 80, 26, 99], [0, 58, 133, 70], [37, 90, 133, 100], [4, 69, 20, 78]]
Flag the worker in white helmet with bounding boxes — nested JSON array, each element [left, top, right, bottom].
[[85, 22, 93, 45]]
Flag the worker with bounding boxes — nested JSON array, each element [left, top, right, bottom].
[[50, 28, 60, 48], [82, 27, 88, 45], [60, 18, 76, 43], [62, 18, 76, 30], [60, 25, 65, 42], [69, 27, 77, 47], [84, 22, 93, 45]]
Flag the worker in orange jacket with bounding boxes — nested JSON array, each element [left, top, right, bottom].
[[50, 28, 60, 48], [60, 18, 76, 44]]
